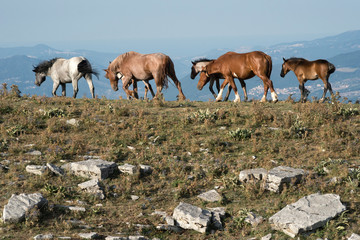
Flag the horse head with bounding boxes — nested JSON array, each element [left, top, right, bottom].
[[280, 58, 290, 78], [197, 67, 210, 90], [190, 62, 198, 79], [104, 67, 119, 91], [32, 67, 47, 86]]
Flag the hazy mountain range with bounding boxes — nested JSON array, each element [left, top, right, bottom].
[[1, 30, 360, 101]]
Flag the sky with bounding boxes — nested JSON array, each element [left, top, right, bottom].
[[1, 0, 360, 56]]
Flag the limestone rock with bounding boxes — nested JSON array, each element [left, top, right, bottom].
[[245, 212, 264, 226], [156, 224, 183, 233], [46, 163, 65, 176], [66, 118, 79, 126], [26, 150, 42, 156], [173, 202, 212, 233], [197, 189, 222, 202], [78, 179, 105, 200], [139, 164, 152, 175], [265, 166, 306, 192], [68, 159, 118, 179], [118, 163, 137, 175], [261, 233, 272, 240], [349, 233, 360, 240], [33, 234, 54, 239], [208, 207, 226, 230], [78, 232, 99, 239], [2, 193, 48, 223], [269, 193, 346, 237], [26, 165, 48, 176], [239, 168, 268, 183]]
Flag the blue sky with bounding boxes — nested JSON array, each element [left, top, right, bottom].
[[1, 0, 360, 56]]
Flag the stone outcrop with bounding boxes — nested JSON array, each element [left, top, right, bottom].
[[78, 179, 105, 200], [269, 193, 346, 237], [197, 189, 222, 202], [68, 159, 118, 180], [2, 193, 48, 223]]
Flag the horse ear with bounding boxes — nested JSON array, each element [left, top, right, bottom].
[[191, 61, 195, 65], [283, 57, 286, 62], [103, 69, 108, 72]]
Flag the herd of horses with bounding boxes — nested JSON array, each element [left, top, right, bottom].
[[32, 50, 336, 103]]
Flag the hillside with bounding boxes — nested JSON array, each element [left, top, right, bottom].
[[0, 90, 359, 239]]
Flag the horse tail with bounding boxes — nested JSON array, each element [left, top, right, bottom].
[[328, 62, 336, 75], [78, 59, 99, 80], [264, 54, 272, 78]]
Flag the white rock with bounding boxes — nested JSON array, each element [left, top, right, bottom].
[[239, 168, 268, 183], [131, 195, 140, 201], [78, 232, 99, 239], [173, 202, 212, 233], [349, 233, 360, 240], [26, 150, 42, 156], [269, 193, 346, 237], [78, 179, 105, 199], [33, 234, 54, 239], [197, 189, 222, 202], [245, 212, 264, 226], [66, 118, 79, 126], [118, 163, 137, 175], [265, 166, 306, 192], [261, 233, 272, 240], [2, 193, 48, 223], [46, 163, 65, 176], [156, 224, 183, 233], [68, 159, 118, 179], [26, 165, 47, 175], [139, 164, 152, 174]]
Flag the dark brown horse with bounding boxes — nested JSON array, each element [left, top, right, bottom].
[[104, 51, 186, 100], [198, 51, 278, 102], [280, 57, 336, 102]]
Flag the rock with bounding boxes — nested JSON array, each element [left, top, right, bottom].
[[46, 163, 65, 176], [239, 168, 268, 183], [139, 164, 152, 175], [68, 159, 118, 180], [197, 189, 222, 202], [269, 193, 346, 237], [261, 233, 272, 240], [78, 232, 100, 239], [26, 150, 42, 156], [173, 202, 212, 233], [78, 179, 105, 200], [265, 166, 306, 192], [208, 207, 226, 230], [245, 212, 264, 226], [66, 118, 79, 126], [156, 224, 183, 233], [2, 193, 48, 223], [33, 234, 54, 239], [26, 165, 48, 176], [0, 163, 9, 172], [130, 195, 140, 201], [118, 163, 137, 175], [349, 233, 360, 240], [105, 237, 128, 240], [57, 205, 86, 212], [128, 236, 148, 240]]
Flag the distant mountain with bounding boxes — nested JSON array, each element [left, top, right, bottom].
[[1, 30, 360, 101]]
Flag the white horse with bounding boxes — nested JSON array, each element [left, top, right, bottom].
[[33, 57, 98, 98], [191, 59, 237, 101]]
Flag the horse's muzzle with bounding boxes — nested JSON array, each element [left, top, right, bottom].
[[112, 85, 118, 91], [197, 84, 204, 90]]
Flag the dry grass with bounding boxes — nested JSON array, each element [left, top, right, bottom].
[[0, 86, 359, 239]]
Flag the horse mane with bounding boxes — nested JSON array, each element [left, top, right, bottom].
[[33, 58, 59, 73], [287, 57, 307, 62], [192, 58, 214, 64]]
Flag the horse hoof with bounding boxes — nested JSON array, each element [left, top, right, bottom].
[[272, 99, 278, 103], [215, 98, 222, 102]]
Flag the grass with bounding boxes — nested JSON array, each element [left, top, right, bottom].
[[0, 86, 359, 239]]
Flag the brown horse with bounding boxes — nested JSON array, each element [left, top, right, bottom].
[[198, 51, 278, 102], [191, 59, 233, 101], [280, 57, 336, 102], [104, 51, 186, 100]]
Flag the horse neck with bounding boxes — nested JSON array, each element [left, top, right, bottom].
[[286, 61, 300, 71]]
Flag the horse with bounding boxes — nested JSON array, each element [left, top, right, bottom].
[[129, 79, 155, 100], [33, 57, 98, 98], [280, 57, 336, 102], [104, 51, 186, 100], [198, 51, 278, 102], [191, 59, 234, 101]]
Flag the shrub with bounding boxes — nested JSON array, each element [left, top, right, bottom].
[[336, 107, 359, 117], [229, 128, 252, 140], [187, 108, 219, 123]]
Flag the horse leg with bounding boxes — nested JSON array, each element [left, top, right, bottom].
[[121, 76, 133, 99], [320, 77, 334, 102], [299, 82, 306, 103], [52, 80, 60, 97], [167, 64, 186, 100], [224, 84, 232, 102], [209, 77, 217, 99], [60, 83, 66, 97], [147, 81, 155, 98], [71, 79, 79, 98], [227, 76, 240, 102], [259, 75, 278, 102], [132, 80, 139, 99], [236, 79, 247, 101], [215, 80, 228, 102], [84, 73, 95, 98]]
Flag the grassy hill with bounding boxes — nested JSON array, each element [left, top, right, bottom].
[[0, 87, 359, 239]]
